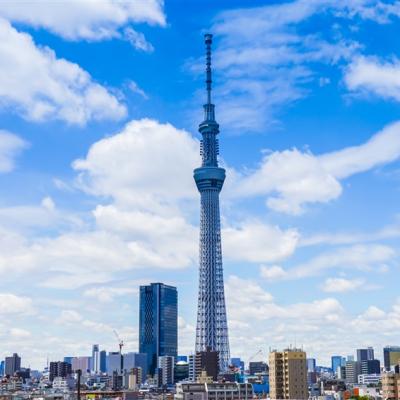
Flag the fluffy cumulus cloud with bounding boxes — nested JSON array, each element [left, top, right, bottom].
[[0, 18, 126, 124], [223, 222, 299, 263], [321, 277, 365, 293], [345, 56, 400, 101], [73, 119, 200, 207], [0, 130, 28, 173], [0, 293, 34, 315], [0, 0, 165, 43], [233, 120, 400, 214]]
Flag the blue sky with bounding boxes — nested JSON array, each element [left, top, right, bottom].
[[1, 0, 400, 370]]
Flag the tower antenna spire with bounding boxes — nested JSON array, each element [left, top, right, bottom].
[[205, 33, 213, 105]]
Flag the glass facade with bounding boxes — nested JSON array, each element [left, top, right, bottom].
[[139, 283, 177, 376]]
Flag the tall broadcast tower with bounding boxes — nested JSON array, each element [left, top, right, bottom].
[[194, 34, 230, 372]]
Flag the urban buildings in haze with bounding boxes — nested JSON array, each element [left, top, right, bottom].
[[5, 354, 21, 376], [194, 33, 230, 373], [139, 282, 178, 376], [269, 348, 308, 400]]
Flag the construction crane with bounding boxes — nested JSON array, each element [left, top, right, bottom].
[[248, 349, 263, 363], [113, 330, 124, 373]]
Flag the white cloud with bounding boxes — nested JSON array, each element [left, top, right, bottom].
[[0, 0, 165, 41], [124, 27, 154, 52], [260, 244, 394, 281], [260, 265, 288, 280], [321, 277, 365, 293], [73, 119, 200, 208], [0, 18, 126, 124], [9, 328, 31, 339], [345, 56, 400, 102], [0, 293, 34, 315], [83, 286, 138, 303], [223, 222, 299, 263], [234, 120, 400, 214], [0, 130, 28, 172], [208, 0, 361, 132]]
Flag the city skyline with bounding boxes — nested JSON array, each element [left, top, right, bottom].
[[0, 0, 400, 370]]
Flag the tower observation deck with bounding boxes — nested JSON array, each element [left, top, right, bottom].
[[193, 33, 230, 372]]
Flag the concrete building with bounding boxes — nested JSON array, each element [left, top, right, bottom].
[[382, 371, 400, 400], [269, 349, 308, 400], [123, 352, 148, 382], [71, 356, 91, 373], [345, 360, 361, 384], [361, 359, 380, 374], [127, 367, 142, 390], [249, 361, 268, 375], [358, 373, 381, 385], [195, 347, 219, 382], [175, 382, 253, 400], [158, 355, 174, 386], [49, 361, 72, 381], [4, 353, 21, 376], [107, 352, 122, 374]]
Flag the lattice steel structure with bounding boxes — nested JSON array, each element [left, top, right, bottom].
[[193, 33, 230, 372]]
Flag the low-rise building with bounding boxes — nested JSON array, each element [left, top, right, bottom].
[[358, 373, 381, 385], [175, 382, 253, 400]]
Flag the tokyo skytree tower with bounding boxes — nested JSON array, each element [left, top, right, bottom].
[[193, 33, 230, 372]]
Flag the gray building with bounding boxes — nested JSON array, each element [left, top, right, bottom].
[[5, 353, 21, 376], [345, 361, 361, 384], [175, 382, 253, 400], [123, 352, 148, 382]]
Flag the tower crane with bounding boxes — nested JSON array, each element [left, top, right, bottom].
[[113, 330, 124, 373]]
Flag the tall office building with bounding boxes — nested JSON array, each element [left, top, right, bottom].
[[384, 346, 400, 371], [5, 353, 21, 376], [0, 360, 4, 376], [71, 356, 91, 373], [331, 356, 343, 376], [345, 361, 361, 384], [361, 359, 380, 374], [100, 350, 107, 373], [139, 283, 178, 376], [49, 361, 72, 382], [92, 344, 100, 374], [194, 33, 230, 373], [269, 349, 308, 400], [306, 358, 316, 373], [194, 347, 219, 382], [123, 352, 148, 382], [107, 352, 123, 374], [158, 355, 175, 386], [249, 361, 268, 375], [357, 348, 372, 362]]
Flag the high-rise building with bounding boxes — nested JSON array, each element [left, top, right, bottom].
[[194, 33, 230, 373], [331, 356, 343, 376], [345, 361, 361, 384], [357, 349, 370, 362], [249, 361, 268, 375], [139, 283, 177, 376], [158, 355, 175, 386], [384, 346, 400, 371], [92, 344, 100, 373], [123, 352, 148, 382], [194, 347, 219, 382], [382, 371, 400, 400], [269, 349, 308, 400], [361, 359, 381, 375], [5, 353, 21, 376], [71, 356, 91, 373], [0, 360, 4, 376], [107, 352, 123, 374], [367, 347, 375, 361], [100, 350, 107, 373], [49, 361, 72, 382], [175, 361, 189, 383], [306, 358, 316, 373]]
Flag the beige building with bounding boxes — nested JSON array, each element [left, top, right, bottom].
[[382, 372, 400, 400], [269, 348, 308, 400]]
